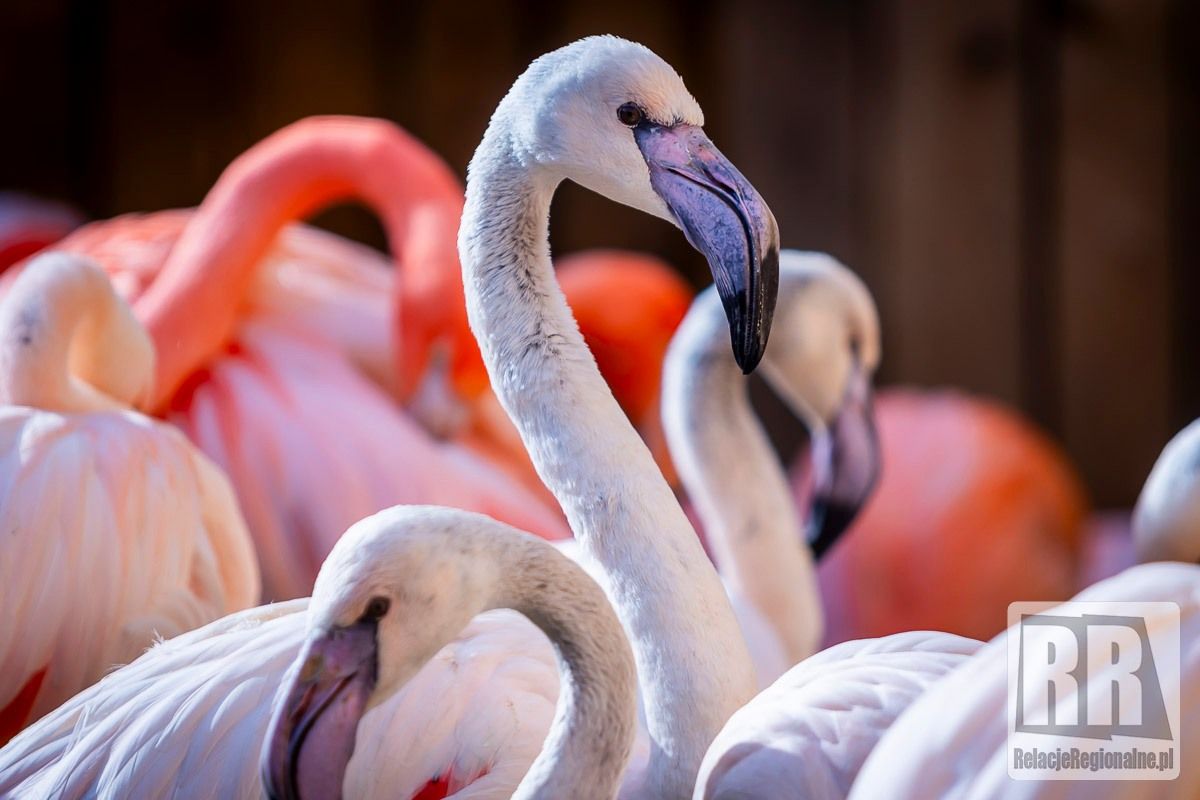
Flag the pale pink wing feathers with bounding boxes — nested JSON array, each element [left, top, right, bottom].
[[0, 405, 259, 728]]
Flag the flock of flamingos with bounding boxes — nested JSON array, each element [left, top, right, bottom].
[[0, 34, 1195, 799]]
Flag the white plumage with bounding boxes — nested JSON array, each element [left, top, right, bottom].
[[696, 631, 981, 799]]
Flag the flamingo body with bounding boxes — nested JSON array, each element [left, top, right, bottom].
[[28, 120, 571, 601]]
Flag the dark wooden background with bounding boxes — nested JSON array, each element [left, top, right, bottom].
[[2, 0, 1196, 506]]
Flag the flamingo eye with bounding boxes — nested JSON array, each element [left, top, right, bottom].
[[617, 103, 644, 127], [360, 596, 391, 622]]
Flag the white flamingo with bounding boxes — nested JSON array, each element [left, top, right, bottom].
[[0, 35, 778, 799], [673, 253, 981, 799], [664, 250, 882, 681], [0, 252, 258, 744], [848, 420, 1200, 799]]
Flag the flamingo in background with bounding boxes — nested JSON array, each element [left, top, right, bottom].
[[666, 253, 981, 800], [0, 192, 80, 270], [662, 251, 881, 685], [39, 117, 569, 600], [0, 252, 258, 745], [0, 37, 781, 797]]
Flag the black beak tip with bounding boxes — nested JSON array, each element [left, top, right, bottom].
[[735, 335, 766, 374], [808, 498, 861, 559], [733, 241, 779, 374]]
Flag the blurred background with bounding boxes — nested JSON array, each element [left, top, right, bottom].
[[1, 0, 1196, 506]]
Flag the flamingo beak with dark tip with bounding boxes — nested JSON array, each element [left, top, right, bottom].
[[261, 622, 379, 800], [634, 122, 780, 373], [807, 361, 881, 559]]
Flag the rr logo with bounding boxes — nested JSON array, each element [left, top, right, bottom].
[[1014, 613, 1171, 740], [1008, 601, 1180, 781]]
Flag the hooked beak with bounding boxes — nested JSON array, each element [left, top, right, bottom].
[[261, 622, 379, 800], [635, 123, 779, 373], [807, 362, 880, 558]]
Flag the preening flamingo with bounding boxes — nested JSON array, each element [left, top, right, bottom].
[[263, 506, 639, 800], [0, 36, 779, 799], [814, 388, 1089, 645], [0, 193, 80, 270], [848, 419, 1200, 798], [663, 251, 880, 684], [47, 117, 569, 600], [0, 252, 258, 745]]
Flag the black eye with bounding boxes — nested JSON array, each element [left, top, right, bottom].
[[617, 103, 644, 127], [360, 596, 390, 622]]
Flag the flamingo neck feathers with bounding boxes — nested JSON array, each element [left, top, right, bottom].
[[459, 131, 757, 796], [484, 533, 638, 799], [0, 254, 153, 413], [663, 290, 823, 664], [134, 116, 463, 409]]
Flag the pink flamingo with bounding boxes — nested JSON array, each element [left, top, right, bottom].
[[43, 117, 568, 600], [0, 252, 258, 745]]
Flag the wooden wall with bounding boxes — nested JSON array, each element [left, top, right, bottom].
[[1, 0, 1195, 505]]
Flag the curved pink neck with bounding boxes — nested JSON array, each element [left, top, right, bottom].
[[134, 116, 464, 409]]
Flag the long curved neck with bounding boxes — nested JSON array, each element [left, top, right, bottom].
[[459, 134, 757, 798], [663, 292, 823, 663], [134, 116, 464, 409], [0, 254, 153, 413], [481, 535, 637, 800]]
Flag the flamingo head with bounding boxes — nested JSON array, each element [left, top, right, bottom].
[[262, 507, 500, 800], [762, 252, 882, 556], [483, 35, 780, 372]]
